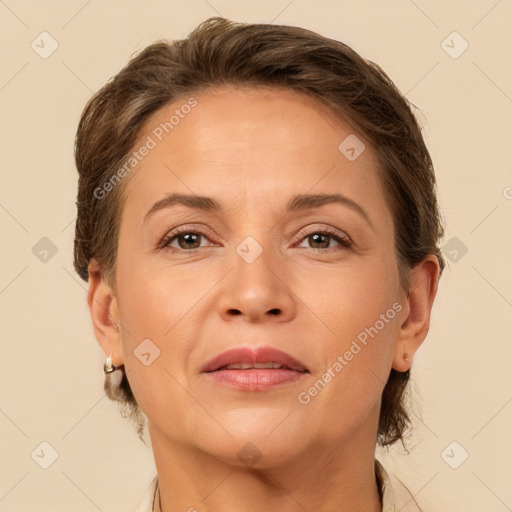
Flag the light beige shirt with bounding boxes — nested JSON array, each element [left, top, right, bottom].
[[134, 460, 421, 512]]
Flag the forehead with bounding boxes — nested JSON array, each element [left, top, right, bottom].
[[121, 85, 389, 223], [139, 85, 363, 156]]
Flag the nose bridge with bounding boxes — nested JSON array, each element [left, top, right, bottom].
[[234, 233, 278, 291], [218, 231, 296, 322]]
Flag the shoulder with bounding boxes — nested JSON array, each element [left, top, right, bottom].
[[134, 475, 158, 512], [387, 472, 423, 512], [376, 459, 423, 512]]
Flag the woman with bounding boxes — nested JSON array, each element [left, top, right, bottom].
[[73, 17, 444, 512]]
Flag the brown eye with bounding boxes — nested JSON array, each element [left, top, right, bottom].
[[307, 233, 331, 249], [161, 230, 211, 251], [173, 232, 202, 250], [296, 229, 352, 251]]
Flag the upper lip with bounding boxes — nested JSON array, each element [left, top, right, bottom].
[[202, 346, 309, 373]]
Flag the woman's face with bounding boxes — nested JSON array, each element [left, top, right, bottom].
[[112, 86, 407, 465]]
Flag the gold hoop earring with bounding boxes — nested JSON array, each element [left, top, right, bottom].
[[104, 353, 117, 373], [103, 353, 125, 401]]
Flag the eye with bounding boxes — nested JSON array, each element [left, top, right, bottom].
[[159, 226, 352, 253], [160, 228, 213, 252], [295, 227, 352, 251]]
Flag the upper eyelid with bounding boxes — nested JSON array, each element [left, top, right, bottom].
[[162, 223, 351, 247], [163, 223, 348, 237], [295, 224, 350, 239]]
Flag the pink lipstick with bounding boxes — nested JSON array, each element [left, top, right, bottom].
[[202, 346, 309, 391]]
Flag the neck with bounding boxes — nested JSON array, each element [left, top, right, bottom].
[[149, 424, 382, 512]]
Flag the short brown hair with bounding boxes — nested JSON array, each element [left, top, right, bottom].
[[74, 16, 445, 446]]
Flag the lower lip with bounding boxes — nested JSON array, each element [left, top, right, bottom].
[[204, 369, 307, 391]]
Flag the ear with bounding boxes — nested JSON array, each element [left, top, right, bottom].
[[87, 259, 124, 366], [392, 255, 441, 372]]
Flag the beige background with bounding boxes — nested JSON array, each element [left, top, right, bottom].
[[1, 0, 511, 511]]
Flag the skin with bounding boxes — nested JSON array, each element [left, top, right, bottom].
[[88, 85, 440, 512]]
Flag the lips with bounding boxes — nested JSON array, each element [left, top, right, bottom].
[[202, 346, 309, 374], [201, 346, 309, 391]]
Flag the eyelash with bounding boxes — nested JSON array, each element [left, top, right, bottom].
[[159, 225, 352, 253]]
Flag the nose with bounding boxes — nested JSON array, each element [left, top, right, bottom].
[[216, 239, 297, 323]]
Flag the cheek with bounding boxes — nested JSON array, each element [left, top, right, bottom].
[[296, 249, 399, 344], [293, 254, 399, 422], [113, 263, 197, 422], [114, 247, 210, 380], [115, 243, 199, 339], [296, 314, 398, 445]]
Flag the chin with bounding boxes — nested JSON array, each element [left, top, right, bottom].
[[194, 409, 308, 467], [207, 436, 305, 470]]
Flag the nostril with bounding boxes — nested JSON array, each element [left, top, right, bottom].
[[268, 309, 280, 315]]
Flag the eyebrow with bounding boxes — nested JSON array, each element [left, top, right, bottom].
[[144, 192, 374, 229]]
